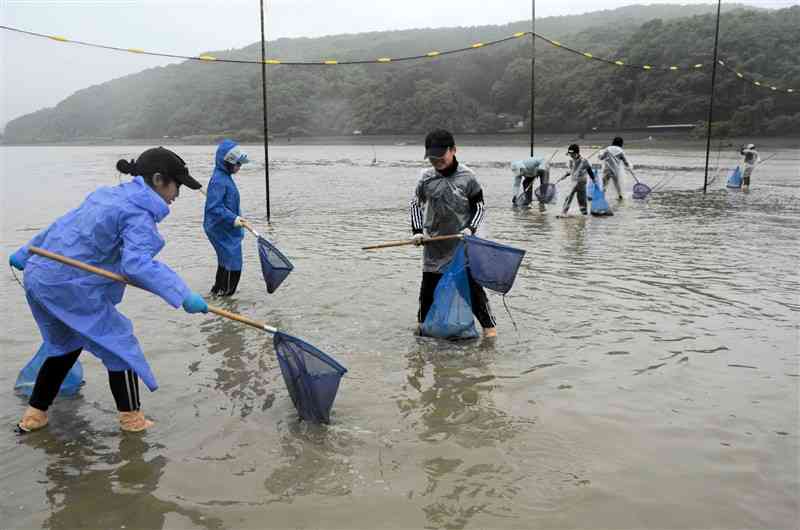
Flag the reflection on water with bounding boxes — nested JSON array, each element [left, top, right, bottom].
[[401, 344, 528, 529], [264, 422, 362, 501], [202, 299, 277, 418], [401, 343, 522, 447], [20, 413, 222, 530]]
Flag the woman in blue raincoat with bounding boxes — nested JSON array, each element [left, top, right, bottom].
[[204, 139, 251, 296], [9, 147, 209, 433]]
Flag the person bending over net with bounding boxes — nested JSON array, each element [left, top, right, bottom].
[[9, 147, 209, 434], [510, 156, 551, 209]]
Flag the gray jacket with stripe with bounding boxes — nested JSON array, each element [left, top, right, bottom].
[[409, 161, 486, 273]]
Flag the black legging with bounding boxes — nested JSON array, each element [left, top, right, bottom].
[[523, 174, 550, 204], [29, 348, 141, 412], [418, 271, 496, 329], [562, 181, 588, 215], [211, 266, 242, 296]]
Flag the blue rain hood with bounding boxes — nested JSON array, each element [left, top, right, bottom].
[[204, 139, 244, 270], [11, 176, 191, 392], [214, 139, 239, 174], [126, 174, 170, 222]]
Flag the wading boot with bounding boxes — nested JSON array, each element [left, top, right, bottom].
[[119, 411, 154, 432], [220, 269, 242, 297], [210, 266, 225, 295], [17, 406, 48, 433]]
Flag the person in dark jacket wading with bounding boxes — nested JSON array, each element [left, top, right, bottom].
[[409, 129, 497, 338]]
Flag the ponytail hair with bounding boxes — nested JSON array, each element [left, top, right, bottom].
[[116, 159, 137, 174], [115, 157, 174, 188]]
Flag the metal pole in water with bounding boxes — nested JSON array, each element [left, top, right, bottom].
[[703, 0, 722, 195], [260, 0, 271, 222], [530, 0, 535, 157]]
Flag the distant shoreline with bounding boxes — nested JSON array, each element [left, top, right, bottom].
[[2, 132, 798, 150]]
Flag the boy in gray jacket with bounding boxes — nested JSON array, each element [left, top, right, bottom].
[[557, 143, 598, 216], [409, 129, 496, 337]]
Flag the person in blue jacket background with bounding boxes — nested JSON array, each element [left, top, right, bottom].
[[9, 147, 209, 434], [204, 139, 252, 296]]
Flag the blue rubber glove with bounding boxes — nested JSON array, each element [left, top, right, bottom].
[[9, 253, 25, 271], [182, 292, 208, 314]]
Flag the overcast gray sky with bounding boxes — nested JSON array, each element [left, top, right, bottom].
[[1, 0, 797, 127]]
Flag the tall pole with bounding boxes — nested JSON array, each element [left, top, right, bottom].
[[530, 0, 535, 157], [259, 0, 271, 221], [703, 0, 722, 194]]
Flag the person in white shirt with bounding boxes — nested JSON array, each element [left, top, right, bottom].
[[740, 143, 760, 192], [598, 136, 633, 201]]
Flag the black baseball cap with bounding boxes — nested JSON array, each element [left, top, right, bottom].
[[134, 147, 202, 190], [424, 129, 455, 159]]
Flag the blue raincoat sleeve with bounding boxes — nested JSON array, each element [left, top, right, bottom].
[[11, 223, 56, 267], [121, 211, 190, 308], [205, 178, 238, 227]]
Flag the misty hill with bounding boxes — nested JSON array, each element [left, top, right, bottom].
[[4, 4, 799, 143]]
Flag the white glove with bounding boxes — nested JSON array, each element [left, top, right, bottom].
[[628, 163, 635, 172], [412, 233, 424, 246], [461, 227, 473, 236], [234, 216, 243, 227]]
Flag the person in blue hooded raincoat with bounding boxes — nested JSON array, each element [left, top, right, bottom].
[[204, 139, 251, 296], [8, 147, 209, 434]]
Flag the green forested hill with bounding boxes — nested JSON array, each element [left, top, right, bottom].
[[4, 4, 799, 142]]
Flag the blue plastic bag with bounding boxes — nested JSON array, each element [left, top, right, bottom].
[[15, 344, 84, 396], [726, 166, 742, 189], [420, 243, 479, 340], [590, 182, 613, 216]]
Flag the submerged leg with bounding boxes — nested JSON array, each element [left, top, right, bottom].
[[467, 275, 496, 336], [742, 166, 753, 191], [417, 272, 442, 325], [18, 348, 82, 433], [611, 172, 623, 199], [210, 265, 226, 295], [109, 369, 154, 432], [577, 182, 588, 215], [220, 269, 242, 297], [28, 348, 82, 411], [562, 185, 577, 214]]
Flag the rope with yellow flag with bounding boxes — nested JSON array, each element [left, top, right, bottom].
[[0, 24, 528, 66], [1, 24, 795, 94]]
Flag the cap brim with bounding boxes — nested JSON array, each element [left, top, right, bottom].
[[177, 171, 202, 190], [424, 146, 448, 158]]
